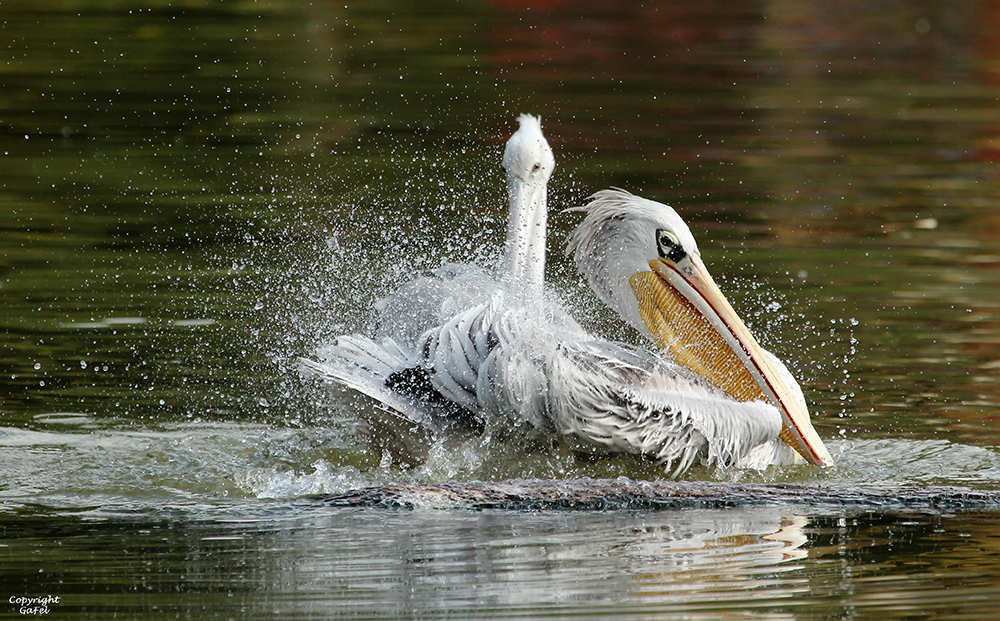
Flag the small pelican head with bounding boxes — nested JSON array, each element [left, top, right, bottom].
[[502, 114, 555, 185]]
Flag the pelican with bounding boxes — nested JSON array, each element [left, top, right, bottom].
[[301, 116, 832, 475], [565, 189, 832, 468]]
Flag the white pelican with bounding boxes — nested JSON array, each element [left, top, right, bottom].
[[565, 189, 832, 468], [301, 117, 832, 475]]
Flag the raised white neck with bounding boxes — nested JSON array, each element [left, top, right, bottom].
[[499, 114, 554, 295]]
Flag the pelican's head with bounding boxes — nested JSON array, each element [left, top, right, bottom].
[[500, 114, 555, 289], [502, 114, 555, 187], [566, 189, 832, 467]]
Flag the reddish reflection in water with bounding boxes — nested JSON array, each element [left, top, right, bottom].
[[485, 1, 763, 168]]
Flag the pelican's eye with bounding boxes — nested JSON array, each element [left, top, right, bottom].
[[531, 163, 541, 172], [656, 229, 687, 263]]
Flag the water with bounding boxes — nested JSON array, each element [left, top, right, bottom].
[[3, 1, 1000, 618], [5, 506, 999, 619]]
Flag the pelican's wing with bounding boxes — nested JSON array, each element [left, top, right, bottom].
[[408, 290, 586, 432], [544, 339, 784, 476], [371, 263, 499, 350], [303, 291, 527, 438], [417, 297, 500, 411], [299, 334, 482, 437], [473, 305, 555, 432], [305, 287, 548, 440], [300, 334, 406, 405]]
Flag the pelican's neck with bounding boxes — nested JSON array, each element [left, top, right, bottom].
[[498, 113, 554, 296], [501, 174, 547, 295]]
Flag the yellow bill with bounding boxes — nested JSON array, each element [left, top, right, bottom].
[[630, 257, 833, 467]]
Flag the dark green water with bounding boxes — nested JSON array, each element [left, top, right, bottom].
[[3, 1, 1000, 618]]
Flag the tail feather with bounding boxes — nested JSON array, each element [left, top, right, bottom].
[[300, 334, 483, 437], [300, 334, 423, 421], [315, 334, 409, 377]]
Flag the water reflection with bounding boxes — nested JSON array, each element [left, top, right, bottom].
[[0, 505, 811, 619], [4, 505, 1000, 619], [277, 508, 812, 616]]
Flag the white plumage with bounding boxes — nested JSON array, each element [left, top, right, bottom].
[[301, 115, 830, 476]]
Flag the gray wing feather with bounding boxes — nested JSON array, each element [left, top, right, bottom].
[[544, 339, 783, 475], [298, 335, 425, 423]]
